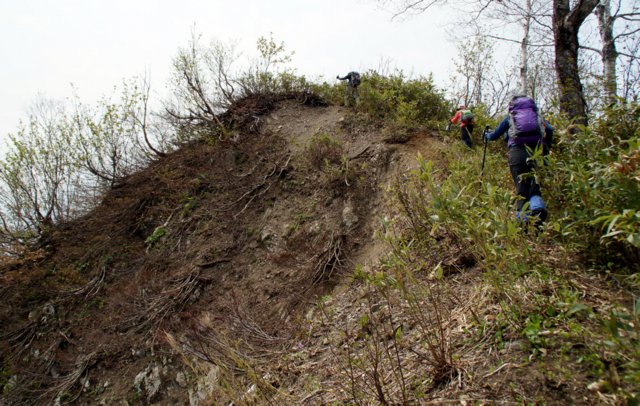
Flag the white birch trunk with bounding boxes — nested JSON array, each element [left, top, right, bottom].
[[595, 0, 618, 103], [520, 0, 532, 94]]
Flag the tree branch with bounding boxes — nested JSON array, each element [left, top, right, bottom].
[[390, 0, 443, 20], [566, 0, 600, 28], [579, 44, 639, 60], [614, 27, 640, 40], [485, 34, 553, 47]]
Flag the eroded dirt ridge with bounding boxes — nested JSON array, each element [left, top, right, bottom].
[[0, 99, 428, 404]]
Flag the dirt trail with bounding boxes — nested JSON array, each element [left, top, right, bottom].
[[263, 100, 441, 270]]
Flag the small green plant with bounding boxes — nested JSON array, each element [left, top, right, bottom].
[[318, 256, 461, 404], [89, 298, 105, 310], [523, 314, 546, 354], [128, 388, 142, 403], [73, 260, 90, 274], [0, 362, 15, 396], [306, 133, 343, 170], [145, 226, 167, 248], [181, 194, 197, 216]]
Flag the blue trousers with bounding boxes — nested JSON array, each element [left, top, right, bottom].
[[508, 145, 547, 222]]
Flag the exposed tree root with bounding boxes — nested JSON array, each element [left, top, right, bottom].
[[2, 320, 38, 361], [63, 266, 107, 299], [38, 351, 98, 404], [313, 232, 345, 284], [130, 270, 204, 332]]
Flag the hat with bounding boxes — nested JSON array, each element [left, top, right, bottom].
[[510, 89, 527, 100], [458, 105, 465, 109]]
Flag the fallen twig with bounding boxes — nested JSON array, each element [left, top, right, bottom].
[[211, 153, 291, 215], [300, 388, 324, 403], [197, 258, 231, 268], [482, 362, 527, 379]]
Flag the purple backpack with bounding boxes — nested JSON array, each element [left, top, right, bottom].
[[508, 97, 543, 145]]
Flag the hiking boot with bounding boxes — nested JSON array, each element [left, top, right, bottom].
[[529, 195, 547, 229]]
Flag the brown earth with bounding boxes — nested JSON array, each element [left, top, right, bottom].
[[0, 99, 440, 405], [0, 98, 623, 405]]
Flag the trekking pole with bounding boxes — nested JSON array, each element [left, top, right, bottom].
[[446, 107, 457, 131], [481, 126, 489, 175]]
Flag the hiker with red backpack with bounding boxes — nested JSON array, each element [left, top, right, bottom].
[[336, 71, 361, 107], [449, 105, 475, 148], [485, 92, 554, 228]]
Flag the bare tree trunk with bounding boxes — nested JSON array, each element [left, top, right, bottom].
[[520, 0, 532, 94], [475, 70, 483, 106], [465, 75, 471, 106], [553, 0, 599, 126], [595, 0, 618, 104]]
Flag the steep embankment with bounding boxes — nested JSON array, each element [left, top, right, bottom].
[[0, 99, 437, 404]]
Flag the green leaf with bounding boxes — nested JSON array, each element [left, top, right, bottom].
[[607, 315, 620, 338], [567, 303, 591, 316], [433, 262, 443, 280], [394, 325, 403, 339], [627, 233, 640, 248]]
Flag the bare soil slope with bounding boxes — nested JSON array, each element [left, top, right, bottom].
[[0, 98, 435, 405]]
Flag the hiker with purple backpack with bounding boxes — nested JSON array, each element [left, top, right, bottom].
[[484, 92, 554, 228]]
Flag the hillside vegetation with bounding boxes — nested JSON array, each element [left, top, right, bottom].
[[1, 36, 639, 405]]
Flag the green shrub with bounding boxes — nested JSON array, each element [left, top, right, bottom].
[[386, 105, 640, 399], [308, 81, 343, 106], [395, 150, 531, 291], [357, 71, 449, 127], [601, 306, 640, 400], [310, 70, 449, 128], [239, 71, 310, 97], [541, 104, 640, 271], [397, 103, 640, 277]]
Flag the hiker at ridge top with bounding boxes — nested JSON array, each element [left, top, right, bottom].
[[336, 71, 361, 107], [485, 92, 553, 226], [449, 105, 474, 148]]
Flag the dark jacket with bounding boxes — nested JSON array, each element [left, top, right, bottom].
[[337, 72, 360, 87]]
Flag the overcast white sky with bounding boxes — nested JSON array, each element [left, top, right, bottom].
[[0, 0, 458, 139]]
